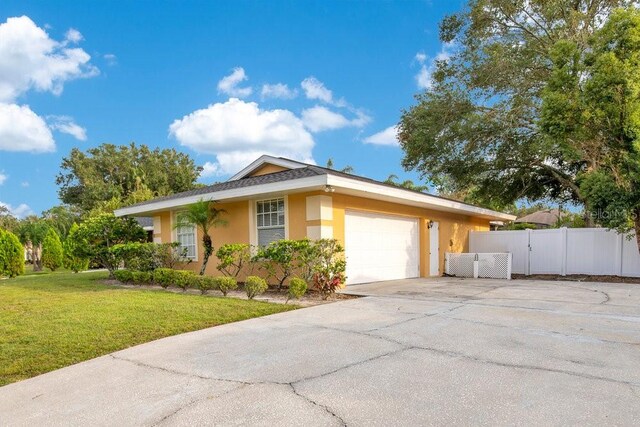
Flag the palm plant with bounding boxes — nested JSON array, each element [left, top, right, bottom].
[[175, 199, 226, 275]]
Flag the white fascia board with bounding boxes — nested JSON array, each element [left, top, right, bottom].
[[228, 155, 307, 181], [326, 175, 516, 221], [114, 175, 327, 217]]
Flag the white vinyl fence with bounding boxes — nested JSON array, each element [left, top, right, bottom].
[[470, 228, 640, 277]]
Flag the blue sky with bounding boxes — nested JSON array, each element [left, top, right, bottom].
[[0, 0, 463, 216]]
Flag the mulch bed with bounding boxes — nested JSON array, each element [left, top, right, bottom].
[[512, 273, 640, 284], [101, 279, 358, 306]]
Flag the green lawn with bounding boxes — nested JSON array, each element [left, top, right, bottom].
[[0, 270, 296, 387]]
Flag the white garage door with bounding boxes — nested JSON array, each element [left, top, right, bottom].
[[345, 210, 420, 285]]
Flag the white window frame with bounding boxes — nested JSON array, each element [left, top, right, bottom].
[[256, 197, 286, 246], [172, 211, 198, 261]]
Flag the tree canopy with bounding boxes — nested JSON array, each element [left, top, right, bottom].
[[70, 213, 147, 278], [398, 0, 633, 210], [541, 7, 640, 242], [56, 143, 203, 213]]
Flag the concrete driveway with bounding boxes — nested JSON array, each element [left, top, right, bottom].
[[1, 277, 640, 426]]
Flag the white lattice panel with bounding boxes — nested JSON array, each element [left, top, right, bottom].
[[477, 253, 512, 279], [445, 253, 476, 278], [446, 252, 512, 279]]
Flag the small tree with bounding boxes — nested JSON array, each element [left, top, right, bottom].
[[71, 214, 146, 278], [17, 218, 49, 271], [175, 199, 226, 275], [0, 228, 24, 277], [42, 228, 64, 271], [216, 243, 252, 278], [256, 239, 310, 289], [63, 223, 90, 273]]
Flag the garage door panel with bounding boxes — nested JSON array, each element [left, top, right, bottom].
[[345, 211, 420, 285]]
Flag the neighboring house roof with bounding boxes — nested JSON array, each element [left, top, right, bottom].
[[135, 217, 154, 230], [114, 156, 516, 221], [515, 208, 563, 226]]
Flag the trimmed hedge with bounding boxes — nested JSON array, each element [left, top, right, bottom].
[[217, 276, 238, 296], [245, 276, 268, 300], [287, 277, 307, 303], [174, 270, 195, 291], [194, 276, 218, 294], [132, 271, 152, 285], [114, 269, 134, 283]]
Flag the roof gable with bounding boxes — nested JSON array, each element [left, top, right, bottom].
[[228, 155, 307, 181]]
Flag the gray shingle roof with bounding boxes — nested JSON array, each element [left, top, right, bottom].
[[123, 166, 324, 210], [120, 156, 509, 218]]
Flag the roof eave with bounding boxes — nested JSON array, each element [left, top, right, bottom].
[[114, 174, 328, 217], [326, 175, 516, 221]]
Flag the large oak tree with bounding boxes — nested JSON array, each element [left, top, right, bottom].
[[398, 0, 633, 210], [56, 143, 203, 213]]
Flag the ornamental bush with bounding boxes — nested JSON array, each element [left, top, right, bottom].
[[256, 239, 312, 289], [287, 277, 307, 303], [63, 223, 89, 273], [155, 242, 190, 269], [153, 268, 175, 288], [110, 242, 156, 272], [216, 276, 238, 296], [132, 270, 152, 285], [311, 239, 346, 300], [244, 275, 268, 300], [174, 270, 195, 291], [216, 243, 252, 277], [71, 214, 146, 279], [42, 228, 64, 271], [194, 275, 218, 294], [114, 269, 134, 283], [0, 228, 24, 278]]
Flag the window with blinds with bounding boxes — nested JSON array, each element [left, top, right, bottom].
[[176, 224, 197, 259], [256, 198, 285, 246]]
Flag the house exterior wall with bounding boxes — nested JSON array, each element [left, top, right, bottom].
[[149, 191, 490, 279], [248, 164, 289, 177], [328, 194, 490, 277]]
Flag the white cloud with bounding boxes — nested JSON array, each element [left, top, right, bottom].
[[217, 67, 252, 98], [301, 77, 335, 104], [301, 105, 370, 132], [0, 16, 98, 102], [0, 201, 34, 218], [414, 42, 455, 90], [261, 83, 297, 100], [416, 65, 433, 90], [0, 103, 55, 152], [200, 161, 220, 178], [169, 98, 314, 174], [363, 125, 400, 146], [21, 181, 29, 187], [0, 172, 6, 185], [65, 28, 83, 43], [103, 53, 117, 66], [48, 115, 87, 141]]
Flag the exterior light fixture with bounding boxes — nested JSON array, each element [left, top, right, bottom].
[[324, 185, 335, 193], [427, 220, 434, 229]]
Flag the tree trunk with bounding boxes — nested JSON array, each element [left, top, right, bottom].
[[33, 244, 43, 272], [200, 234, 213, 275]]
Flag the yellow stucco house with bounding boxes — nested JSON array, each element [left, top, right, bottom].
[[114, 155, 515, 285]]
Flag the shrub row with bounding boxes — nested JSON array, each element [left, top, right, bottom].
[[114, 268, 278, 299]]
